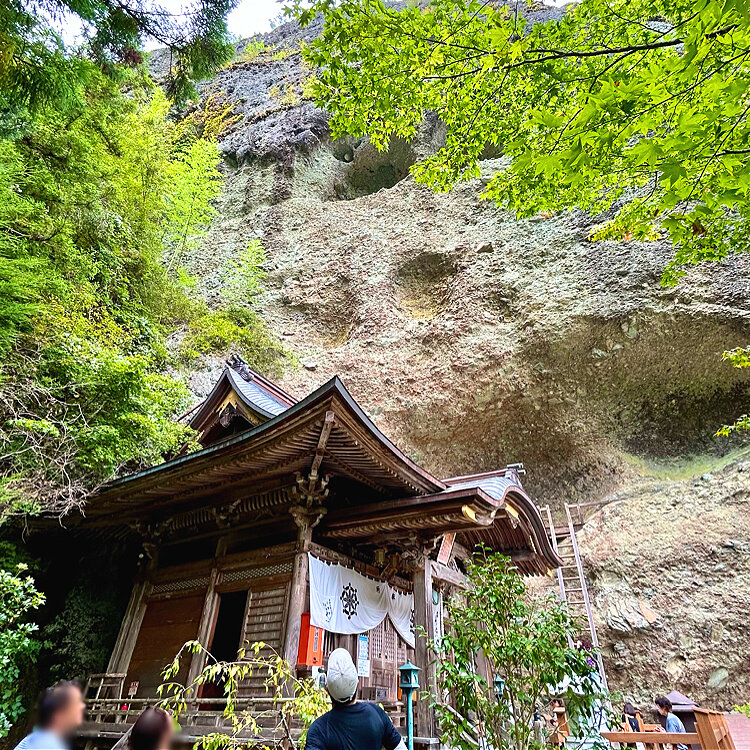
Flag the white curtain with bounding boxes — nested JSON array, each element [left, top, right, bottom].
[[308, 554, 415, 647]]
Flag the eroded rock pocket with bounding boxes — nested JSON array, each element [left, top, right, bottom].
[[395, 252, 458, 318], [329, 137, 415, 200]]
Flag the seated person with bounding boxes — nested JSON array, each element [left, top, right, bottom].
[[654, 696, 688, 750]]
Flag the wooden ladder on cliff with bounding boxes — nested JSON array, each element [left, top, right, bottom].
[[544, 503, 609, 695]]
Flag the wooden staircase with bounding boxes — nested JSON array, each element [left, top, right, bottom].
[[543, 503, 609, 694]]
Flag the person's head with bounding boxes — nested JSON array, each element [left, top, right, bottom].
[[129, 707, 173, 750], [624, 702, 637, 716], [326, 648, 358, 706], [655, 696, 673, 717], [37, 681, 85, 735]]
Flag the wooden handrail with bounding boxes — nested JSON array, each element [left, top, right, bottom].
[[88, 697, 297, 705], [603, 732, 699, 744]]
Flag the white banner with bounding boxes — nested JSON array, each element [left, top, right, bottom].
[[308, 554, 415, 647]]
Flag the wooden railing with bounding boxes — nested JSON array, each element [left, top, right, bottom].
[[82, 695, 407, 741], [603, 709, 736, 750], [81, 697, 299, 747]]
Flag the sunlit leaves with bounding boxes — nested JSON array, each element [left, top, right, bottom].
[[296, 0, 750, 434], [0, 68, 213, 513], [297, 0, 750, 281], [426, 551, 608, 750]]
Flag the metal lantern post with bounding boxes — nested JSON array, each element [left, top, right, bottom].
[[493, 675, 505, 702], [399, 659, 420, 750]]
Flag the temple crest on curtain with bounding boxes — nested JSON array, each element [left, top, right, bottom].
[[308, 553, 415, 646]]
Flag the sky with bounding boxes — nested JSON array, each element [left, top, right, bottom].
[[226, 0, 286, 38], [61, 0, 284, 48]]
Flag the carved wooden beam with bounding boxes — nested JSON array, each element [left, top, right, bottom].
[[317, 450, 383, 492], [129, 519, 174, 560], [291, 470, 330, 509], [289, 503, 327, 536], [431, 560, 467, 588]]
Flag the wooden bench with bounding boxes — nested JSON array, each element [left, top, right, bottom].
[[603, 708, 736, 750]]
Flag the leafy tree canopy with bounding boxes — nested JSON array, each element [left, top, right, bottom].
[[1, 0, 236, 112], [0, 64, 286, 516], [297, 0, 750, 285]]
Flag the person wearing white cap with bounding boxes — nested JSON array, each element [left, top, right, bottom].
[[305, 648, 407, 750]]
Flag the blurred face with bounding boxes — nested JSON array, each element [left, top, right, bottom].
[[656, 704, 668, 718], [55, 686, 86, 734], [159, 721, 174, 750]]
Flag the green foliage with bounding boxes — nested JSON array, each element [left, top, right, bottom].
[[297, 0, 750, 432], [198, 93, 243, 140], [723, 346, 750, 369], [300, 75, 318, 102], [43, 585, 122, 682], [4, 347, 197, 506], [158, 640, 330, 749], [272, 46, 295, 62], [0, 61, 286, 515], [239, 40, 267, 63], [428, 551, 607, 750], [716, 346, 750, 435], [0, 0, 236, 112], [269, 84, 302, 108], [180, 240, 288, 374], [164, 138, 225, 272], [181, 306, 287, 377], [297, 0, 750, 281], [0, 67, 207, 513], [0, 564, 44, 738], [223, 239, 268, 305]]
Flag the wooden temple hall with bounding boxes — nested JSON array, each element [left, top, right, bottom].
[[78, 358, 561, 747]]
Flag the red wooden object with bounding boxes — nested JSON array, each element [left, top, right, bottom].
[[296, 613, 324, 666]]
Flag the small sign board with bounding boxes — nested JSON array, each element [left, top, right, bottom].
[[357, 634, 370, 678], [128, 681, 139, 698], [437, 532, 456, 565]]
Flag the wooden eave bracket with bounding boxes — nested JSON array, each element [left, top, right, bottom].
[[309, 410, 335, 482]]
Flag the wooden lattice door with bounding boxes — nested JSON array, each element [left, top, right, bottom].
[[369, 618, 399, 700], [237, 581, 290, 698]]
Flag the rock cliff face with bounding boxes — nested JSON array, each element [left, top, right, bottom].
[[178, 18, 750, 708], [579, 455, 750, 709]]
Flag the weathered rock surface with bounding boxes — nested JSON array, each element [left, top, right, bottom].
[[178, 17, 750, 707], [578, 456, 750, 709]]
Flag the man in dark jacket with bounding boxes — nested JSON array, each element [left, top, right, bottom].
[[305, 648, 406, 750]]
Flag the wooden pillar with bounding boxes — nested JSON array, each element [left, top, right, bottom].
[[107, 529, 164, 681], [282, 416, 334, 669], [412, 553, 436, 739], [107, 560, 154, 678], [282, 533, 311, 669], [282, 464, 329, 670], [186, 566, 220, 691]]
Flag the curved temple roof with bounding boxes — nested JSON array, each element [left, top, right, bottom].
[[322, 468, 561, 575], [186, 360, 296, 437], [87, 375, 560, 574]]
